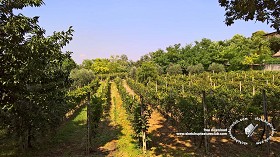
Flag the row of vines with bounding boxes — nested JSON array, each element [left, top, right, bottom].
[[127, 71, 280, 140], [114, 77, 150, 151], [88, 77, 110, 143]]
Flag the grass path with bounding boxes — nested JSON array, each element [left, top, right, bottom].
[[21, 81, 142, 157], [107, 81, 142, 157]]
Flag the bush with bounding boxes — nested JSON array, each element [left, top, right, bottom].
[[208, 63, 225, 73], [187, 63, 204, 74], [70, 68, 95, 87], [166, 64, 182, 75]]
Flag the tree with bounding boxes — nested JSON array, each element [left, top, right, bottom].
[[129, 66, 137, 80], [69, 68, 95, 87], [187, 64, 205, 74], [137, 62, 159, 83], [0, 0, 74, 149], [166, 64, 183, 75], [208, 63, 225, 73], [81, 59, 93, 70], [268, 36, 280, 53], [219, 0, 280, 32], [91, 58, 110, 74], [62, 55, 77, 72], [221, 34, 251, 70]]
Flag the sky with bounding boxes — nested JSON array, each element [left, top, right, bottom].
[[18, 0, 274, 64]]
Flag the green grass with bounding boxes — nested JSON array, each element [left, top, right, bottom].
[[54, 107, 87, 143], [110, 82, 143, 157], [22, 106, 88, 157]]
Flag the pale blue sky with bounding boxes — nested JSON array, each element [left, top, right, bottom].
[[19, 0, 274, 64]]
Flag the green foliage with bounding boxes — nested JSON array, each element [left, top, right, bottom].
[[208, 63, 225, 73], [69, 68, 95, 87], [81, 59, 93, 70], [0, 0, 78, 149], [187, 63, 204, 74], [219, 0, 280, 32], [268, 36, 280, 53], [127, 70, 280, 136], [136, 61, 159, 83], [129, 66, 137, 80], [91, 58, 110, 74], [62, 56, 77, 72], [79, 55, 130, 74], [114, 78, 150, 147], [166, 64, 182, 75], [145, 32, 274, 74], [89, 78, 110, 138]]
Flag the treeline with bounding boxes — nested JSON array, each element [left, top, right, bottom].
[[76, 31, 280, 83], [137, 31, 280, 73]]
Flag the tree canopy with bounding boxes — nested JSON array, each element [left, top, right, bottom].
[[218, 0, 280, 32], [0, 0, 75, 148]]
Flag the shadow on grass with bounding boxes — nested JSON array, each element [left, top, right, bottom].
[[0, 105, 88, 157], [0, 136, 18, 157], [22, 106, 88, 157], [90, 114, 123, 156]]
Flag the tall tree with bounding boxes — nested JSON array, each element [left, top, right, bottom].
[[0, 0, 74, 149], [219, 0, 280, 32]]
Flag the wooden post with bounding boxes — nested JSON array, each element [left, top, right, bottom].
[[202, 91, 209, 154], [113, 97, 117, 123], [239, 81, 242, 93], [272, 75, 275, 84], [252, 77, 255, 96], [182, 84, 184, 93], [165, 77, 168, 91], [86, 92, 91, 155], [156, 81, 158, 93], [140, 95, 147, 153], [262, 90, 270, 156]]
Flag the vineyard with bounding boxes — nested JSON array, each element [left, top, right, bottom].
[[1, 1, 280, 156], [2, 71, 279, 156]]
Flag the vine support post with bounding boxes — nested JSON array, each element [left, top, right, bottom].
[[86, 92, 91, 155], [156, 81, 158, 93], [165, 77, 168, 92], [239, 81, 242, 93], [113, 97, 117, 124], [140, 95, 147, 153], [262, 89, 270, 156], [202, 91, 209, 154]]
